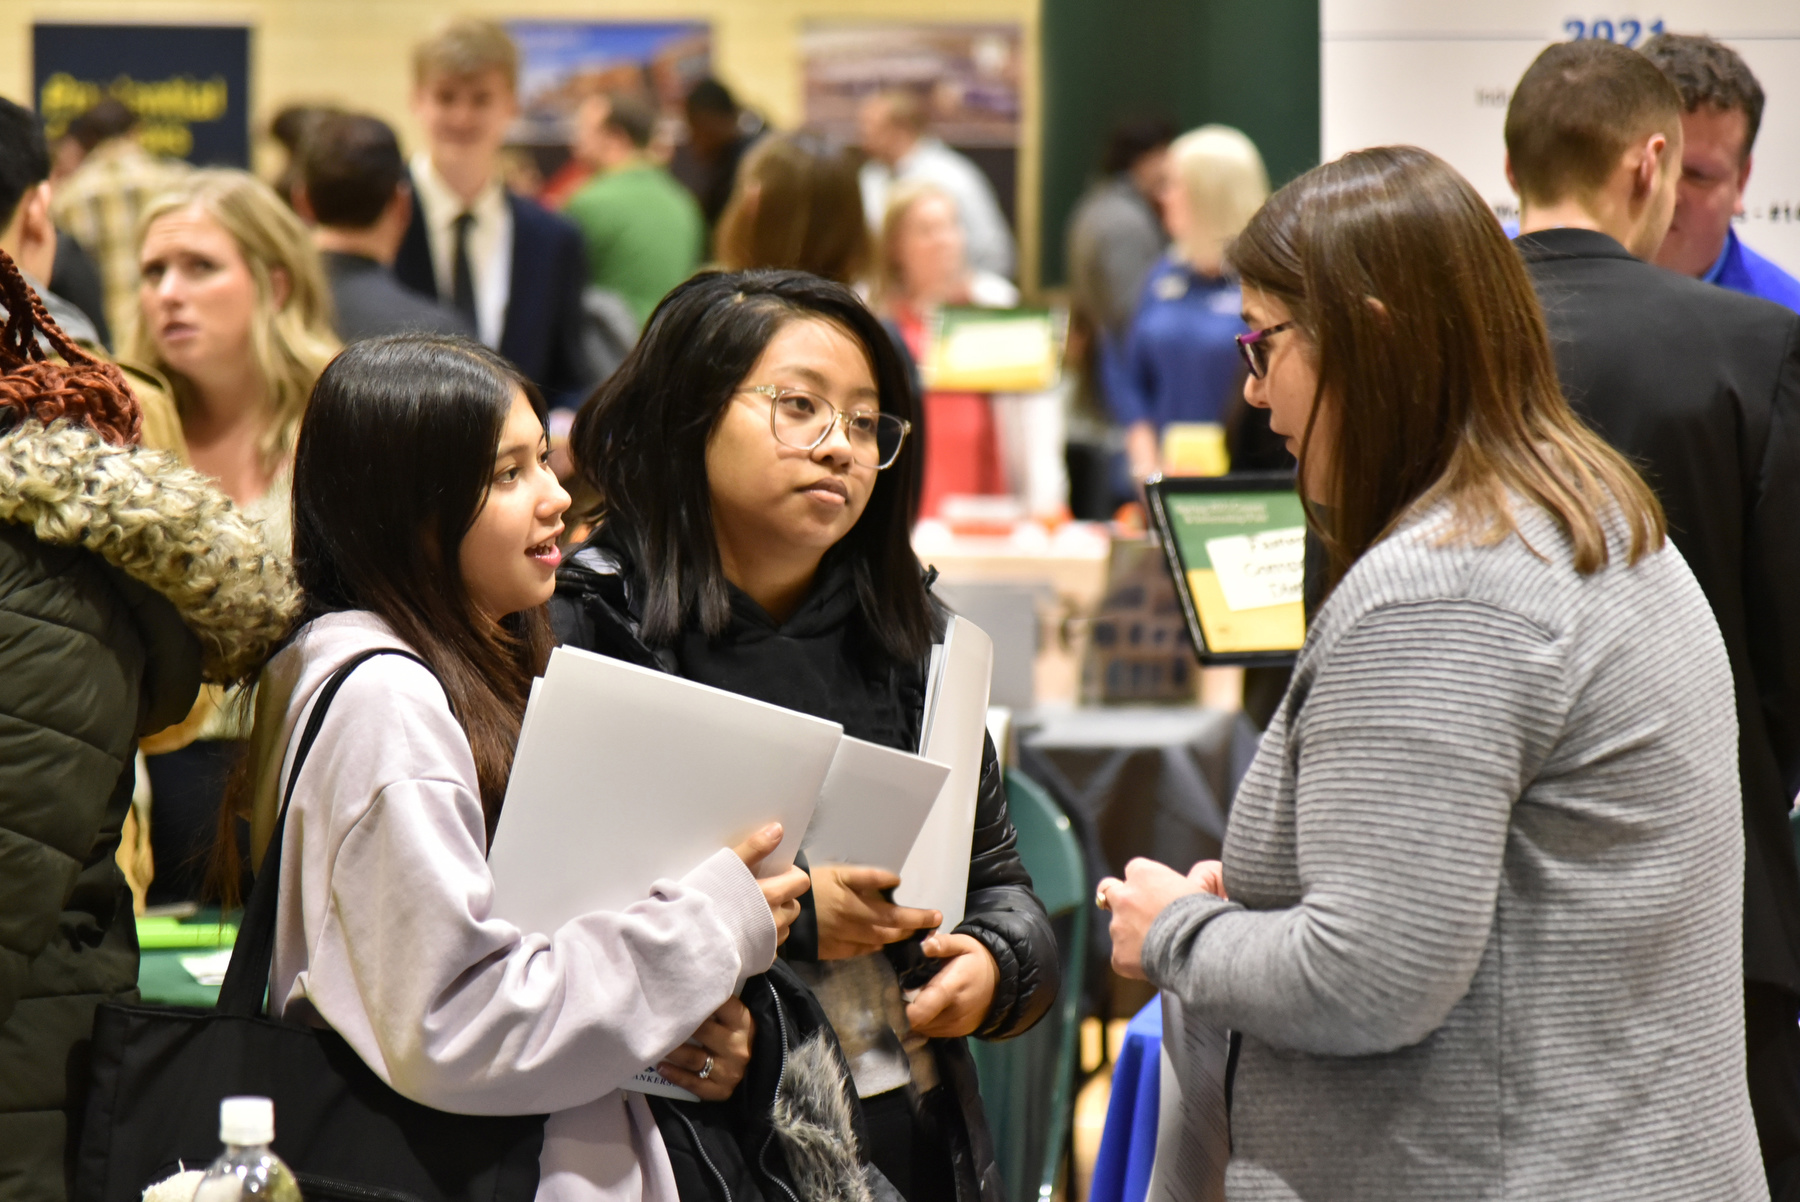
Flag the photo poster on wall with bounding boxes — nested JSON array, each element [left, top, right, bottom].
[[1322, 2, 1800, 275], [800, 22, 1023, 231], [34, 23, 251, 167], [505, 21, 711, 205]]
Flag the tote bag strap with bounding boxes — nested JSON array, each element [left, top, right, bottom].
[[217, 647, 434, 1017]]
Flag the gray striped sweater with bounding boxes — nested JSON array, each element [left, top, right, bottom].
[[1144, 500, 1766, 1200]]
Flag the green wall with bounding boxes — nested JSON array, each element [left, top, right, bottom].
[[1039, 0, 1320, 286]]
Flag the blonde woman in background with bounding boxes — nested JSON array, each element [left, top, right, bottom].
[[875, 182, 1067, 520], [874, 180, 1018, 313], [129, 168, 338, 907], [130, 168, 338, 536], [1106, 125, 1268, 480]]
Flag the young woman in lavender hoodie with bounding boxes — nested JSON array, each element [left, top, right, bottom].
[[212, 334, 811, 1202]]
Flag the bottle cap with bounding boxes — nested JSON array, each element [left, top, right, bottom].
[[219, 1096, 274, 1146]]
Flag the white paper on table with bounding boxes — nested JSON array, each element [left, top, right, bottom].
[[801, 736, 951, 875], [1145, 993, 1230, 1202], [895, 616, 994, 930], [488, 645, 842, 934], [1204, 526, 1306, 612], [179, 947, 233, 987]]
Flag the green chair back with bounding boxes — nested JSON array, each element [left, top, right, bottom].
[[970, 771, 1089, 1202]]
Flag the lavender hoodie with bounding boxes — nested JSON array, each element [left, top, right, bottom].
[[245, 612, 776, 1201]]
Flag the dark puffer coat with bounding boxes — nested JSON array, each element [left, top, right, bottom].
[[0, 420, 295, 1201], [552, 530, 1059, 1202]]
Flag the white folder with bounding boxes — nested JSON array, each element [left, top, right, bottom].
[[487, 646, 842, 938], [802, 736, 951, 876], [895, 616, 995, 929]]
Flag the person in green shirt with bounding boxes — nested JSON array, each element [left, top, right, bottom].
[[562, 92, 704, 325]]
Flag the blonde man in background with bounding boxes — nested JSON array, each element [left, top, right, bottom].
[[1107, 124, 1269, 481], [392, 17, 595, 409]]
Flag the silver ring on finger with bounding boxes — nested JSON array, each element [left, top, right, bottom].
[[697, 1054, 714, 1081]]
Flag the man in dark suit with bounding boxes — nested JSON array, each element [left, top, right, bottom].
[[297, 111, 472, 344], [1507, 40, 1800, 1199], [392, 18, 595, 408]]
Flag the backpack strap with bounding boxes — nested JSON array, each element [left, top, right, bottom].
[[217, 648, 433, 1017]]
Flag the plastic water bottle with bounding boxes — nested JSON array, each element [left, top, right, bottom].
[[191, 1097, 302, 1202]]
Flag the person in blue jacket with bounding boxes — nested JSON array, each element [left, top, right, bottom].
[[1104, 125, 1270, 481], [1642, 32, 1800, 312]]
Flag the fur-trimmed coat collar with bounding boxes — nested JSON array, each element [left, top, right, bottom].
[[0, 419, 298, 681]]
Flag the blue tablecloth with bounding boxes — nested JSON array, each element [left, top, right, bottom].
[[1090, 998, 1163, 1202]]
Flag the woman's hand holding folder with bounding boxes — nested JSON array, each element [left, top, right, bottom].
[[812, 864, 943, 959], [734, 823, 813, 945]]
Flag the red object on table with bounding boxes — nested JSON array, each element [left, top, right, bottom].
[[894, 307, 1009, 520]]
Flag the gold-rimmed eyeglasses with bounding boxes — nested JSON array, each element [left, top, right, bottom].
[[738, 385, 912, 471]]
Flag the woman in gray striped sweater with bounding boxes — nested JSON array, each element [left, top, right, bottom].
[[1098, 146, 1766, 1200]]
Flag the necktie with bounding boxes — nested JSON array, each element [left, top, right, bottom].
[[451, 211, 477, 330]]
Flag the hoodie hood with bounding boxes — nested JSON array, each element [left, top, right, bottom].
[[0, 419, 299, 682], [587, 519, 865, 644]]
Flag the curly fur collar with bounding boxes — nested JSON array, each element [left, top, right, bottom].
[[0, 420, 298, 681], [774, 1032, 893, 1202]]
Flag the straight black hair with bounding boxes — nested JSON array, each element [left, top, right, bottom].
[[569, 268, 934, 665], [214, 334, 551, 907], [294, 333, 553, 819]]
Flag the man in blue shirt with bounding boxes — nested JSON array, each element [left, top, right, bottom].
[[1642, 33, 1800, 312]]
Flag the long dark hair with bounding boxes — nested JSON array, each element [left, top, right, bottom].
[[212, 335, 551, 903], [714, 134, 872, 286], [1228, 145, 1663, 591], [569, 269, 933, 664]]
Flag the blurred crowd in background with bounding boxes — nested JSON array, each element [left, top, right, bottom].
[[29, 16, 1282, 541]]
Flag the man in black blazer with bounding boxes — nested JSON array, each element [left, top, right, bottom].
[[298, 112, 472, 345], [1508, 40, 1800, 1198], [392, 19, 595, 408]]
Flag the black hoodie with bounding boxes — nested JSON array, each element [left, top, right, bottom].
[[551, 527, 1059, 1202]]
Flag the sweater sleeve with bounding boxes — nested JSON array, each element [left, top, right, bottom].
[[1141, 599, 1567, 1056], [287, 664, 775, 1116]]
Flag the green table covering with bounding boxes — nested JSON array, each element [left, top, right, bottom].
[[134, 911, 237, 1007], [137, 948, 223, 1007]]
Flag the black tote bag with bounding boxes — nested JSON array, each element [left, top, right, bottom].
[[75, 649, 546, 1202]]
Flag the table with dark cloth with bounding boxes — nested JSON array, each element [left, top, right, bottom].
[[1016, 706, 1261, 1016]]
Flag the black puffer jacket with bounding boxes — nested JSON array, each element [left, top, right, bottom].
[[0, 420, 295, 1201], [551, 530, 1058, 1202], [651, 960, 905, 1202]]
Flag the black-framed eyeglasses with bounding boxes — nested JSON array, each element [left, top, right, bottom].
[[1235, 321, 1295, 380], [739, 385, 912, 470]]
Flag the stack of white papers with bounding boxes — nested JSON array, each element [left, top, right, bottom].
[[801, 736, 950, 875], [486, 623, 993, 1093], [489, 647, 841, 931]]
